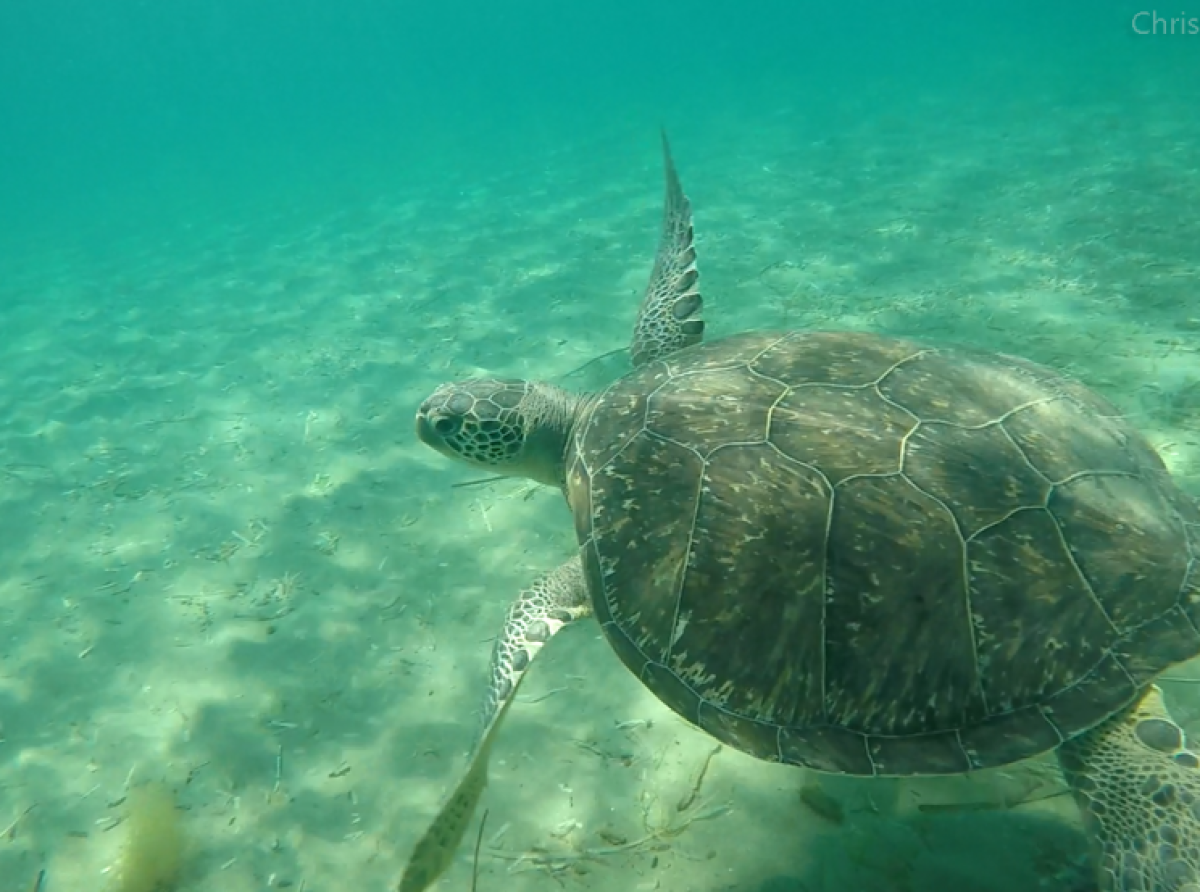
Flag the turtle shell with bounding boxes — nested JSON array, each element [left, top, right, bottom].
[[565, 330, 1200, 776]]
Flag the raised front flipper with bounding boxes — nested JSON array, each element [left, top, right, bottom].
[[629, 132, 704, 367], [1058, 685, 1200, 892], [398, 557, 592, 892]]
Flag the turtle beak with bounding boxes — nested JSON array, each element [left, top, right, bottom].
[[414, 411, 435, 446]]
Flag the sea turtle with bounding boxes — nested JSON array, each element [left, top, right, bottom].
[[400, 134, 1200, 892]]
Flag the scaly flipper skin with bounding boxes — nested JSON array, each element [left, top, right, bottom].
[[629, 132, 705, 367], [397, 558, 592, 892], [1058, 686, 1200, 892]]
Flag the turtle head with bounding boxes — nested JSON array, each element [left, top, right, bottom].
[[415, 378, 579, 487]]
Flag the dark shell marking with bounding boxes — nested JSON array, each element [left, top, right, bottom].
[[566, 330, 1200, 777]]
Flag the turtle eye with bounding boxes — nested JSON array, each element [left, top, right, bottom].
[[432, 414, 462, 437]]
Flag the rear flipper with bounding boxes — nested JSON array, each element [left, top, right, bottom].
[[1058, 685, 1200, 892], [398, 558, 591, 892]]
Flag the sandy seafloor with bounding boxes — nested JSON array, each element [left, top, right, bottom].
[[1, 93, 1199, 892]]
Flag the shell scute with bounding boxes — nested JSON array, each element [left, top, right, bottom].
[[570, 330, 1198, 775]]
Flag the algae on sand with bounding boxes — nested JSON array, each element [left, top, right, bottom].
[[109, 782, 185, 892]]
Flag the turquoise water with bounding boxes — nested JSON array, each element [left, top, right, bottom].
[[1, 3, 1199, 891], [3, 2, 1193, 267]]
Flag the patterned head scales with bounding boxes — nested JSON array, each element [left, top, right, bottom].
[[415, 379, 530, 469]]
